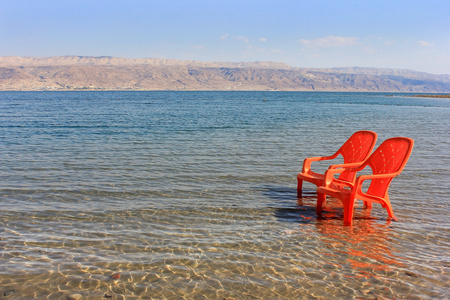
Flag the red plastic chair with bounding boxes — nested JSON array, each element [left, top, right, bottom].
[[297, 131, 377, 197], [316, 137, 414, 226]]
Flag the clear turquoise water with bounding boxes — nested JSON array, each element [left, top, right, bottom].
[[0, 91, 449, 299]]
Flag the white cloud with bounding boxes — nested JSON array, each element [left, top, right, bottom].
[[234, 35, 249, 43], [220, 33, 229, 40], [418, 40, 435, 47], [259, 37, 267, 42], [300, 36, 359, 47]]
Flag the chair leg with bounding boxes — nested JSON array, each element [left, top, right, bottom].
[[385, 203, 398, 221], [382, 196, 398, 221], [316, 192, 326, 214], [297, 178, 303, 197], [343, 199, 355, 226], [364, 201, 372, 210]]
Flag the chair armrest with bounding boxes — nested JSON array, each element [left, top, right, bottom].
[[355, 173, 398, 207], [328, 162, 363, 170], [355, 173, 398, 184], [322, 167, 347, 187], [353, 173, 399, 201], [302, 153, 339, 173], [323, 163, 365, 187]]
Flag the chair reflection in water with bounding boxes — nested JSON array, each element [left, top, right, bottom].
[[316, 137, 414, 226], [316, 217, 404, 277], [297, 130, 377, 197]]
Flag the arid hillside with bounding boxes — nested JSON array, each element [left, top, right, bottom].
[[1, 56, 449, 92]]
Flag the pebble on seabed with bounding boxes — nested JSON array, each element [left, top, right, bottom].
[[67, 293, 82, 300], [3, 289, 16, 297]]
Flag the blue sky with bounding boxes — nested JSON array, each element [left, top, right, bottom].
[[1, 0, 449, 74]]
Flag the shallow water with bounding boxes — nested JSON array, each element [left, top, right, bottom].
[[0, 91, 449, 299]]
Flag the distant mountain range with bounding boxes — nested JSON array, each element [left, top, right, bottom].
[[0, 56, 449, 92]]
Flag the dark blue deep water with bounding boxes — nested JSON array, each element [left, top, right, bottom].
[[0, 91, 449, 299]]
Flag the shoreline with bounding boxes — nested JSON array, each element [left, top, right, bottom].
[[0, 89, 449, 95], [408, 94, 450, 98]]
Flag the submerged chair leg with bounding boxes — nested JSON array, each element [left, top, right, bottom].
[[297, 179, 303, 197], [361, 201, 373, 219], [343, 198, 356, 226], [383, 197, 398, 221], [364, 201, 372, 209], [316, 192, 326, 214]]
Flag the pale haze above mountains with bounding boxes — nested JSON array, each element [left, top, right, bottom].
[[0, 56, 449, 92]]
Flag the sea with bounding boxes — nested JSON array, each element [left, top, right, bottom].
[[0, 91, 449, 299]]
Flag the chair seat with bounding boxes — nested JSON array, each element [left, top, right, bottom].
[[317, 184, 352, 200]]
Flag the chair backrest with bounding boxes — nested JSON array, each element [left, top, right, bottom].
[[336, 131, 378, 182], [364, 137, 414, 197]]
